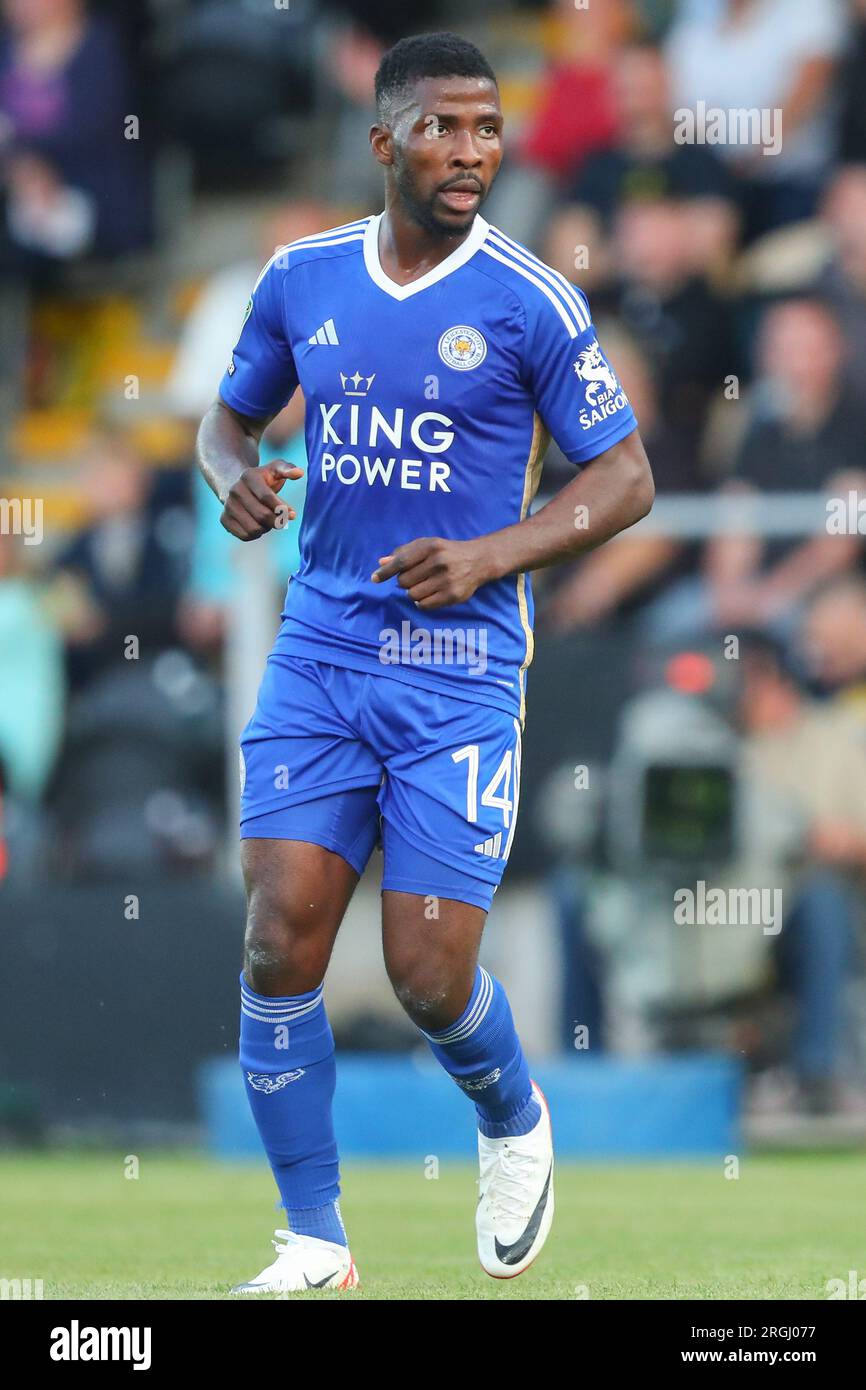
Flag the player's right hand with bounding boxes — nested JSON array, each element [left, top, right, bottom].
[[220, 461, 304, 541]]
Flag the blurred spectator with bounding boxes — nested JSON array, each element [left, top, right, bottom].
[[801, 574, 866, 714], [667, 0, 847, 240], [487, 0, 633, 246], [318, 19, 387, 209], [0, 0, 151, 267], [705, 298, 865, 633], [47, 426, 189, 690], [738, 632, 866, 1112], [561, 40, 738, 277], [518, 0, 632, 182], [814, 164, 866, 390], [541, 328, 704, 631], [0, 529, 64, 801]]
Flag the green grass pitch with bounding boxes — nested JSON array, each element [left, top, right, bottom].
[[2, 1151, 863, 1299]]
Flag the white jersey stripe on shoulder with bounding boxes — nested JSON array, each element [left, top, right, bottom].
[[488, 229, 590, 331], [277, 232, 366, 259], [285, 220, 370, 250], [489, 226, 590, 318], [480, 242, 580, 339], [252, 224, 369, 291], [288, 217, 370, 244], [252, 245, 288, 292]]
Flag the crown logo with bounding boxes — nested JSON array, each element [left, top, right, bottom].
[[340, 370, 376, 397]]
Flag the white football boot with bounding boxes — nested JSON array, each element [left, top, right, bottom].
[[476, 1080, 554, 1279], [232, 1230, 359, 1294]]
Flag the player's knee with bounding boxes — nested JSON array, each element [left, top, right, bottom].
[[389, 960, 459, 1032], [244, 932, 288, 993], [243, 894, 324, 994]]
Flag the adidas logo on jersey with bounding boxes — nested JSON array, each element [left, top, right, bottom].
[[474, 832, 503, 859], [308, 318, 339, 345]]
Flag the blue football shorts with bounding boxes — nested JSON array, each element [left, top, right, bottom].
[[239, 655, 523, 911]]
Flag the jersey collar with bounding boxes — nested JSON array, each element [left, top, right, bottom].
[[363, 210, 489, 300]]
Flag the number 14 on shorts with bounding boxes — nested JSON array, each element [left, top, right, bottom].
[[452, 720, 521, 862]]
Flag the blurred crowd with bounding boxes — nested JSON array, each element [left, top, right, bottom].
[[2, 0, 866, 1115]]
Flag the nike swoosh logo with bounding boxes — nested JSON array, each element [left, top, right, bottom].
[[304, 1269, 340, 1288], [493, 1164, 552, 1266]]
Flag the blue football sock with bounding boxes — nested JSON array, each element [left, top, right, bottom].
[[239, 972, 347, 1246], [421, 966, 542, 1138], [286, 1199, 347, 1247]]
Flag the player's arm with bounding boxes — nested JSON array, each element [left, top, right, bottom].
[[372, 428, 652, 608], [475, 426, 653, 580], [196, 249, 303, 540], [196, 398, 303, 541]]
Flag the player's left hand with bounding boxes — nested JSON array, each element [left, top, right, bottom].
[[371, 536, 494, 609]]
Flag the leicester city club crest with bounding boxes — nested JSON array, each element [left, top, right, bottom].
[[438, 325, 487, 371]]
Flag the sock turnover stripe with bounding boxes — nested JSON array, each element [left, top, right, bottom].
[[240, 984, 324, 1024], [421, 966, 493, 1044], [240, 993, 322, 1012]]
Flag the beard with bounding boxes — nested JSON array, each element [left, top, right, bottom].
[[391, 151, 480, 239]]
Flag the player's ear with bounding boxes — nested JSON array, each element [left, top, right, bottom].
[[370, 123, 394, 167]]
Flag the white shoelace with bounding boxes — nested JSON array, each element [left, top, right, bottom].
[[484, 1144, 540, 1221]]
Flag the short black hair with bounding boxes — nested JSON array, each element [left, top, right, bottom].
[[374, 32, 497, 122]]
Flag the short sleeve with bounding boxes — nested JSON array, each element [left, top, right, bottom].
[[218, 251, 299, 418], [523, 286, 638, 465]]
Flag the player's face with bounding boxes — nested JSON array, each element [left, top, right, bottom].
[[386, 76, 503, 237]]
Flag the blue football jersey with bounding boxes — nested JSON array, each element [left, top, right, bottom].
[[219, 213, 638, 720]]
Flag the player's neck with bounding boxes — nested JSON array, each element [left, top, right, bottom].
[[377, 201, 473, 287]]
